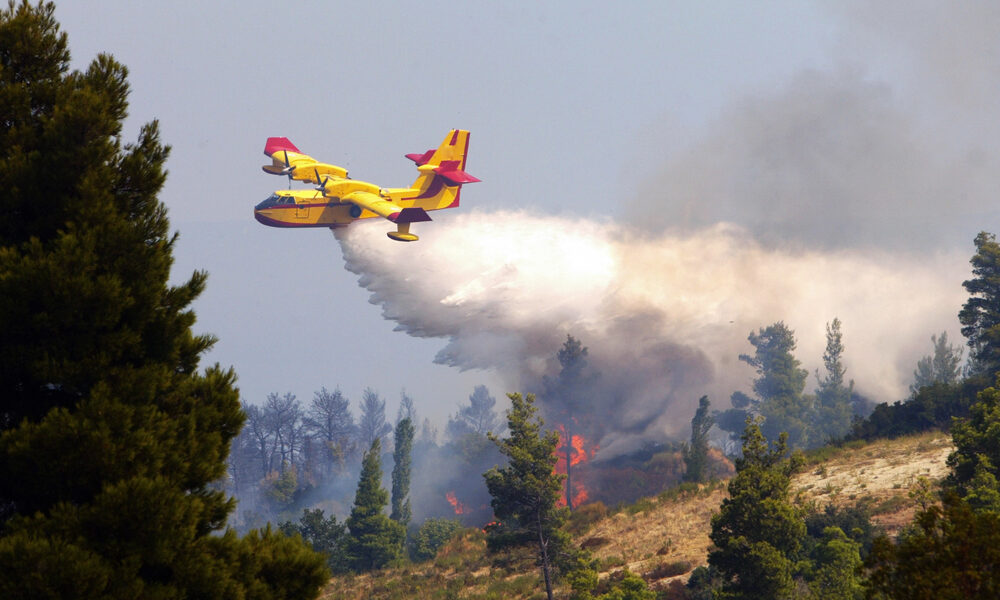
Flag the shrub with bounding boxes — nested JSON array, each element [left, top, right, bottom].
[[410, 518, 464, 562], [567, 501, 609, 534]]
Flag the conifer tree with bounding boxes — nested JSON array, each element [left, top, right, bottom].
[[709, 417, 805, 600], [390, 416, 414, 527], [814, 318, 853, 445], [946, 383, 1000, 512], [484, 393, 568, 600], [683, 396, 713, 483], [807, 527, 863, 600], [345, 438, 405, 571], [0, 3, 326, 596], [726, 322, 811, 449], [910, 331, 964, 394], [960, 231, 1000, 377]]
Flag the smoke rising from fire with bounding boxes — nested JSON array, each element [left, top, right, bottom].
[[336, 214, 965, 456], [333, 3, 1000, 457]]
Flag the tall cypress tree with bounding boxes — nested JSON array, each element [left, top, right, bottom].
[[390, 416, 414, 527], [0, 3, 326, 597]]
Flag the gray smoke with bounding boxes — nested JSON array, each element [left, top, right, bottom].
[[334, 3, 998, 455], [336, 216, 965, 456]]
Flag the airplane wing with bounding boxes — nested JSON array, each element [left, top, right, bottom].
[[344, 191, 432, 223], [262, 137, 348, 183]]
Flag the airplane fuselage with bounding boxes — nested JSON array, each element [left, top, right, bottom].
[[256, 130, 475, 239], [253, 180, 457, 229]]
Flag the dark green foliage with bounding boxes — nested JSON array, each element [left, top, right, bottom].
[[722, 322, 812, 449], [807, 526, 863, 600], [595, 568, 655, 600], [686, 565, 723, 600], [960, 231, 1000, 377], [0, 3, 326, 598], [683, 395, 713, 483], [804, 502, 880, 558], [484, 392, 568, 600], [848, 379, 981, 441], [567, 559, 654, 600], [814, 318, 854, 444], [946, 383, 1000, 513], [409, 518, 463, 562], [910, 331, 964, 394], [865, 493, 1000, 599], [280, 508, 349, 574], [345, 438, 405, 572], [709, 418, 805, 600], [390, 417, 414, 526]]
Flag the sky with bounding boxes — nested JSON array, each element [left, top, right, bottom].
[[53, 1, 1000, 437]]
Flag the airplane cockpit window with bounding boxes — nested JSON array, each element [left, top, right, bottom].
[[254, 193, 285, 210]]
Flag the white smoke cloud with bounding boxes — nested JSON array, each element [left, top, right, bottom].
[[336, 212, 967, 453]]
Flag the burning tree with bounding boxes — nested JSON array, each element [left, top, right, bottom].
[[484, 393, 569, 600], [544, 335, 599, 510]]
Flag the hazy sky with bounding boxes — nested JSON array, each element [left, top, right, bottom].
[[53, 2, 1000, 431]]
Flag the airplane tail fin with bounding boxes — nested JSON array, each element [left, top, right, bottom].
[[404, 129, 479, 208]]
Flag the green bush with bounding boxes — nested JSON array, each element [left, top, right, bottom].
[[411, 518, 464, 562]]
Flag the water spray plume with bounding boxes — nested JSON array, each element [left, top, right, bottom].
[[337, 210, 965, 455]]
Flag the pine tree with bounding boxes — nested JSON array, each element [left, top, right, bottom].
[[447, 384, 504, 440], [0, 4, 327, 596], [709, 417, 805, 600], [946, 383, 1000, 512], [910, 331, 964, 394], [865, 493, 1000, 599], [484, 393, 568, 600], [960, 231, 1000, 377], [731, 322, 811, 449], [544, 335, 594, 510], [390, 417, 414, 527], [683, 396, 713, 483], [807, 527, 862, 600], [345, 438, 405, 572], [814, 318, 853, 445], [357, 388, 392, 450]]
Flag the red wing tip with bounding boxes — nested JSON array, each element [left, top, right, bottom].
[[264, 137, 300, 156]]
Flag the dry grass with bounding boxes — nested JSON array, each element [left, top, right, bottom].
[[319, 431, 955, 597], [584, 482, 727, 587], [791, 431, 952, 535]]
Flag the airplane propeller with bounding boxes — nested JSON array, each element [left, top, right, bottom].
[[281, 150, 295, 188], [314, 168, 330, 195]]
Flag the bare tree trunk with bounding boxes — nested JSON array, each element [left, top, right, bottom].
[[537, 514, 554, 600]]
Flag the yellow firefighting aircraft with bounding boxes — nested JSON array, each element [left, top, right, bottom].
[[255, 129, 478, 241]]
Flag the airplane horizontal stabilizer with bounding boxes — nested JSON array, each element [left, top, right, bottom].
[[391, 207, 432, 223]]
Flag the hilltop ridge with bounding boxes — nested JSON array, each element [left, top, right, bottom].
[[321, 431, 953, 599]]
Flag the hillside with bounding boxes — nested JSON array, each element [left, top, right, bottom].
[[320, 431, 953, 599]]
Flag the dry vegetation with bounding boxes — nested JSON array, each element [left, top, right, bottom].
[[320, 431, 954, 598]]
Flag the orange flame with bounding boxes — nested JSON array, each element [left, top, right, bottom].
[[553, 425, 598, 508], [445, 490, 469, 515]]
